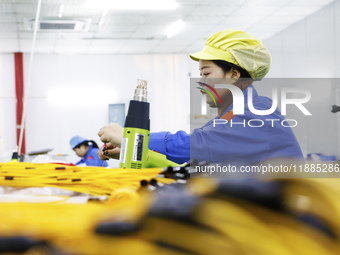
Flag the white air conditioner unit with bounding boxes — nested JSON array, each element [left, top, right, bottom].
[[24, 18, 91, 31]]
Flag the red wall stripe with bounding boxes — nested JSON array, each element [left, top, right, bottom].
[[14, 52, 26, 154]]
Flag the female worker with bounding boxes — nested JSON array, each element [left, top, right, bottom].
[[70, 135, 108, 167], [97, 29, 303, 165]]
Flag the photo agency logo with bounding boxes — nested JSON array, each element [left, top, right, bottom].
[[207, 84, 312, 128], [196, 82, 222, 106]]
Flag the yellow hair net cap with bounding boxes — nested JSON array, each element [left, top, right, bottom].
[[189, 29, 271, 80]]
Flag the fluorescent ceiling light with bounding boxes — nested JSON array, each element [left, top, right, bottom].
[[86, 0, 177, 10], [166, 19, 185, 38], [48, 88, 117, 106]]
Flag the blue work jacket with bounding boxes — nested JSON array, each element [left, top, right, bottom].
[[149, 85, 303, 165], [75, 145, 108, 167]]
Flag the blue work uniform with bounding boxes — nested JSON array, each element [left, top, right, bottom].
[[149, 85, 303, 165], [75, 145, 108, 167]]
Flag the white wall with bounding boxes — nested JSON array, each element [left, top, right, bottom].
[[0, 54, 16, 161], [263, 1, 340, 78], [0, 53, 192, 164], [3, 1, 340, 163], [260, 0, 340, 159]]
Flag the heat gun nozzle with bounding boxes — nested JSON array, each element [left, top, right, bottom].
[[134, 79, 148, 102]]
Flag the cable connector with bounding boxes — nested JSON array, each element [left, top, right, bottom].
[[11, 146, 19, 162]]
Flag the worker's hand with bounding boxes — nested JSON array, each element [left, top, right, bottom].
[[98, 143, 120, 160], [97, 123, 123, 147]]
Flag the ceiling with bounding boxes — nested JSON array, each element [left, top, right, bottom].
[[0, 0, 334, 54]]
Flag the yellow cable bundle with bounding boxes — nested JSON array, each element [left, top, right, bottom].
[[1, 189, 339, 255], [193, 198, 339, 255], [0, 200, 161, 255], [0, 162, 175, 198], [2, 163, 340, 255], [182, 178, 340, 255], [281, 178, 340, 239], [121, 182, 340, 255], [0, 194, 195, 255]]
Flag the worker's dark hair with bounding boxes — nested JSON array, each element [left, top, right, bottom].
[[74, 140, 99, 149], [212, 60, 252, 79]]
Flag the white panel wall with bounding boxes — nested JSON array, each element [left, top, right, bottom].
[[0, 54, 16, 162], [18, 54, 191, 164], [261, 1, 340, 159]]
